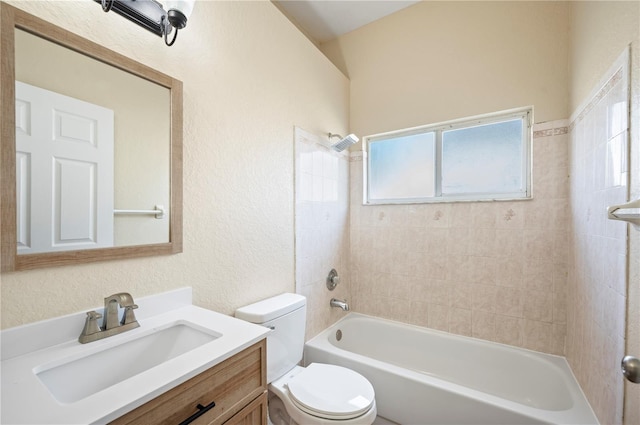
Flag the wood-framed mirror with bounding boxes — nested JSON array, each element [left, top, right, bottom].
[[1, 3, 183, 272]]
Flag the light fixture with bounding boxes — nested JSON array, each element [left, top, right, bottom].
[[97, 0, 195, 46]]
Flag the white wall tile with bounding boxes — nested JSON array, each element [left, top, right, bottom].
[[295, 127, 351, 339], [566, 55, 629, 425]]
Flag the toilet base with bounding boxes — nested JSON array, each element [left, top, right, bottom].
[[268, 393, 293, 425]]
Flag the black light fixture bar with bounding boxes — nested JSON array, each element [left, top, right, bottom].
[[93, 0, 168, 37]]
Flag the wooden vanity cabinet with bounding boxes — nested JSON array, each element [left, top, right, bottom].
[[110, 339, 267, 425]]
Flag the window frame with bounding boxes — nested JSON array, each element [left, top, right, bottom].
[[363, 107, 533, 205]]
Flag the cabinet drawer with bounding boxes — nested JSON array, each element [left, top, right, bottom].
[[111, 339, 266, 425]]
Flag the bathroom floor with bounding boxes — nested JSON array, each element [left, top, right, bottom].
[[373, 416, 399, 425]]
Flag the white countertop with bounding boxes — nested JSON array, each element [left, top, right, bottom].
[[1, 288, 269, 424]]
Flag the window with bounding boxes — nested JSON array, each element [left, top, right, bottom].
[[365, 108, 532, 204]]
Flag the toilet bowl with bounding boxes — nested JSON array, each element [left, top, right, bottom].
[[270, 364, 376, 425], [235, 293, 377, 425]]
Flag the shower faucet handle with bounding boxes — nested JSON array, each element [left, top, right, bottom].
[[327, 269, 340, 290]]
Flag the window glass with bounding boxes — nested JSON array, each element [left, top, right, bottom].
[[369, 132, 435, 201], [442, 119, 523, 194], [364, 108, 531, 204]]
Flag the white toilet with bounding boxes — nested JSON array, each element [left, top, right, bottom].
[[235, 293, 377, 425]]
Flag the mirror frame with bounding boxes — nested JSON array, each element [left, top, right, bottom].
[[0, 3, 183, 272]]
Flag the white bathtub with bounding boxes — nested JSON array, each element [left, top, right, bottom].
[[304, 313, 598, 425]]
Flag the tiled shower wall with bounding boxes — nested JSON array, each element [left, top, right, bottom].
[[349, 120, 570, 355], [566, 52, 629, 425], [294, 127, 351, 340]]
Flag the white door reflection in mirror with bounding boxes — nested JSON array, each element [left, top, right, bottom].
[[16, 81, 114, 254]]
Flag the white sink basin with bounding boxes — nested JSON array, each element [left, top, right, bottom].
[[2, 290, 271, 425], [35, 322, 219, 404]]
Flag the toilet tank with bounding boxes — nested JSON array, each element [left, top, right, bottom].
[[235, 293, 306, 383]]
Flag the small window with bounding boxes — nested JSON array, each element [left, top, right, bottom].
[[364, 108, 532, 204]]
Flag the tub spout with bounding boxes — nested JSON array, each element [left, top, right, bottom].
[[330, 298, 349, 311]]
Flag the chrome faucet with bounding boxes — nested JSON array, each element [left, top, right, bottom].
[[79, 292, 139, 343], [104, 292, 138, 329], [330, 298, 349, 311]]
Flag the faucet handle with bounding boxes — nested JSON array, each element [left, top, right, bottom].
[[121, 304, 139, 325], [80, 311, 102, 337]]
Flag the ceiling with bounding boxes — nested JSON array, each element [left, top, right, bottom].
[[274, 0, 420, 44]]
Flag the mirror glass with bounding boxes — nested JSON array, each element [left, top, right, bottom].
[[15, 29, 171, 253], [1, 4, 182, 271]]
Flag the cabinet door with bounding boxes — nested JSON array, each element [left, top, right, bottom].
[[224, 391, 267, 425]]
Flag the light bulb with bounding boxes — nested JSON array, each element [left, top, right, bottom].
[[164, 0, 194, 29]]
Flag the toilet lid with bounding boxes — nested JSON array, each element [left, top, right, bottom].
[[286, 363, 375, 420]]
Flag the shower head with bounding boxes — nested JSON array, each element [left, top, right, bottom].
[[328, 133, 359, 152]]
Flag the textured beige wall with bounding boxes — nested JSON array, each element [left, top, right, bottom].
[[1, 0, 349, 328], [321, 1, 570, 144], [569, 1, 640, 112]]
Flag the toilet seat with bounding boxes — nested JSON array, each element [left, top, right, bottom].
[[286, 363, 375, 420]]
